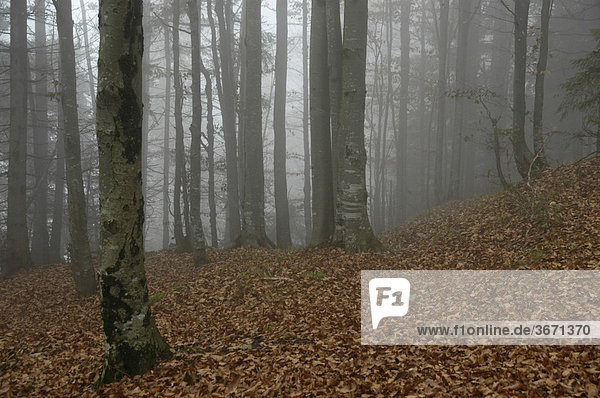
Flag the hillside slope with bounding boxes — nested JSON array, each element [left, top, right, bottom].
[[0, 158, 598, 397]]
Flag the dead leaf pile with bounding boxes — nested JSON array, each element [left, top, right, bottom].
[[0, 158, 599, 397]]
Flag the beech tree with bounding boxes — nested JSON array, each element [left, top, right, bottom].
[[96, 0, 171, 383], [238, 0, 273, 248], [310, 0, 334, 246], [274, 0, 292, 248], [53, 0, 96, 296], [187, 0, 210, 266], [335, 0, 381, 252]]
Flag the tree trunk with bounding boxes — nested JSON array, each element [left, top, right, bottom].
[[96, 0, 172, 384], [448, 0, 471, 200], [53, 0, 96, 297], [172, 0, 190, 251], [325, 0, 342, 196], [418, 2, 427, 211], [141, 0, 151, 238], [302, 0, 312, 246], [310, 0, 334, 246], [396, 0, 410, 224], [336, 0, 381, 252], [512, 0, 536, 179], [434, 0, 449, 204], [49, 109, 66, 263], [206, 0, 221, 248], [215, 0, 241, 242], [187, 0, 210, 266], [237, 0, 273, 248], [532, 0, 552, 169], [31, 0, 50, 265], [162, 18, 171, 250], [274, 0, 292, 248], [5, 0, 31, 277]]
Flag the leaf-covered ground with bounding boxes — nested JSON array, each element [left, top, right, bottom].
[[1, 158, 599, 397]]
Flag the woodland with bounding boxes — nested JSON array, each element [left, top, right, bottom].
[[0, 0, 599, 395]]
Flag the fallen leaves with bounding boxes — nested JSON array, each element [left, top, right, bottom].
[[0, 158, 599, 396]]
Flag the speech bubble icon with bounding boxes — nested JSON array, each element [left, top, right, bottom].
[[369, 278, 411, 329]]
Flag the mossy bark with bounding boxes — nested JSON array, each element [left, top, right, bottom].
[[97, 0, 171, 384]]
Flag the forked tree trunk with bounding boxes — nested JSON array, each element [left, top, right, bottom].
[[53, 0, 96, 296], [215, 0, 241, 242], [512, 0, 537, 179], [335, 0, 381, 252], [96, 0, 171, 383], [187, 0, 210, 266]]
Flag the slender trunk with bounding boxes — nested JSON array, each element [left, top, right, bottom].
[[199, 48, 218, 247], [187, 0, 210, 266], [418, 2, 427, 211], [237, 1, 246, 221], [336, 0, 381, 252], [97, 0, 171, 383], [434, 0, 449, 204], [532, 0, 552, 169], [310, 0, 334, 246], [512, 0, 536, 179], [5, 0, 31, 277], [32, 0, 50, 265], [53, 0, 96, 296], [274, 0, 292, 248], [49, 109, 66, 263], [215, 0, 241, 242], [325, 0, 342, 200], [396, 0, 410, 224], [162, 21, 171, 250], [448, 0, 471, 200], [302, 0, 312, 245], [172, 0, 190, 251], [141, 1, 151, 237]]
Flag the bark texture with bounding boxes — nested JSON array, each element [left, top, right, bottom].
[[97, 0, 171, 383], [336, 0, 381, 252]]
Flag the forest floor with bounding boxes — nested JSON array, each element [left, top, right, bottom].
[[1, 157, 599, 397]]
